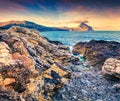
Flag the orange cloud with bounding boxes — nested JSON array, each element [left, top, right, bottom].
[[76, 5, 87, 11], [63, 19, 88, 23]]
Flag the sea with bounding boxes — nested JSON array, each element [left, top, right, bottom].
[[40, 31, 120, 47]]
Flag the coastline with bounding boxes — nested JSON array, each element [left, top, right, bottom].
[[0, 26, 119, 101]]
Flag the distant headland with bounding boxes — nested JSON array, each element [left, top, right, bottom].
[[0, 20, 93, 32]]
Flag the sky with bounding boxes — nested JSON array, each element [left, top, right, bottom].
[[0, 0, 120, 30]]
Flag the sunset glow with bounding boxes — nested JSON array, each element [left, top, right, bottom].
[[0, 0, 120, 30]]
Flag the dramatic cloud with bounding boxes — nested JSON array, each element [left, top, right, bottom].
[[0, 0, 120, 30], [0, 0, 27, 12]]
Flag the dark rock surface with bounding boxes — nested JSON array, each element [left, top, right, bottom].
[[73, 40, 120, 69]]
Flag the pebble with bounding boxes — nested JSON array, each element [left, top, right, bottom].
[[82, 97, 88, 101], [81, 89, 88, 95], [95, 99, 103, 101], [54, 70, 120, 101]]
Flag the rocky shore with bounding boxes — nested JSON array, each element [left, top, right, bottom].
[[73, 40, 120, 69], [0, 27, 120, 101], [54, 40, 120, 101], [54, 70, 120, 101], [0, 26, 81, 101]]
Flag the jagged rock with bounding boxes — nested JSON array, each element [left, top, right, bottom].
[[73, 40, 120, 69], [102, 58, 120, 79], [0, 26, 81, 100], [3, 78, 16, 86], [112, 84, 120, 92]]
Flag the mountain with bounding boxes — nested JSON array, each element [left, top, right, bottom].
[[0, 21, 93, 32], [78, 22, 93, 31], [62, 22, 94, 31], [0, 20, 68, 31]]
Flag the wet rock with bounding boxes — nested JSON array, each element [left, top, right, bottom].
[[44, 37, 63, 45], [73, 40, 120, 69]]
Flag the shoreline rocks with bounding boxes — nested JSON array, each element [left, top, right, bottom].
[[54, 70, 120, 101], [0, 26, 81, 100], [102, 58, 120, 79], [0, 26, 120, 101], [73, 40, 120, 69]]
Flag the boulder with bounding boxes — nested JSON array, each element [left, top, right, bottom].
[[102, 58, 120, 79]]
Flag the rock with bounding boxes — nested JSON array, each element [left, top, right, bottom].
[[81, 89, 88, 95], [0, 26, 81, 100], [0, 42, 14, 65], [44, 37, 63, 45], [73, 40, 120, 69], [54, 70, 120, 101], [82, 97, 88, 101], [102, 58, 120, 79], [112, 84, 120, 92], [3, 78, 16, 86], [95, 99, 103, 101]]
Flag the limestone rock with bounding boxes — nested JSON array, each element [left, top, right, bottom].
[[102, 58, 120, 79]]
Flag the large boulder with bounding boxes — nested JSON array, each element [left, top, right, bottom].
[[73, 40, 120, 69], [102, 58, 120, 79], [0, 26, 81, 100]]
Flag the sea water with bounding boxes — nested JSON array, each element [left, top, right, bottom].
[[40, 31, 120, 47]]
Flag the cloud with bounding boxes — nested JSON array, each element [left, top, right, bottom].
[[63, 19, 88, 23], [0, 0, 28, 13], [38, 4, 48, 11], [76, 5, 87, 11], [39, 18, 89, 28]]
